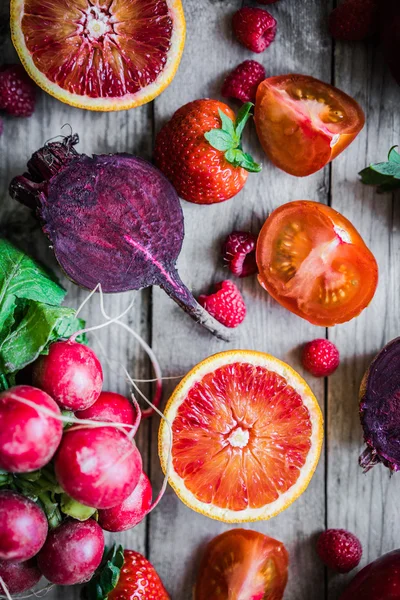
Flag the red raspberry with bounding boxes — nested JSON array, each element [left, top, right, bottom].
[[222, 231, 258, 277], [0, 65, 36, 117], [232, 7, 277, 53], [302, 339, 339, 377], [329, 0, 378, 41], [317, 529, 362, 573], [222, 60, 266, 103], [199, 281, 246, 328]]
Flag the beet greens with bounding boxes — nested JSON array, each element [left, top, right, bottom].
[[10, 135, 230, 340]]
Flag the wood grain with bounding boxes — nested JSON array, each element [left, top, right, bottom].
[[150, 1, 332, 598], [327, 40, 400, 599]]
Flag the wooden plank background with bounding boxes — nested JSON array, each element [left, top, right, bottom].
[[0, 0, 399, 598]]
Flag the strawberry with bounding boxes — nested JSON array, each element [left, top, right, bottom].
[[0, 65, 36, 117], [84, 546, 169, 600], [329, 0, 378, 41], [199, 281, 246, 328], [222, 231, 258, 277], [302, 339, 340, 377], [317, 529, 362, 573], [221, 60, 266, 103], [154, 100, 261, 205], [232, 7, 277, 53]]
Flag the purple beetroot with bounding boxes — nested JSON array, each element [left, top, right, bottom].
[[0, 558, 42, 594], [9, 135, 230, 340], [37, 518, 104, 585], [359, 337, 400, 472], [0, 491, 48, 561]]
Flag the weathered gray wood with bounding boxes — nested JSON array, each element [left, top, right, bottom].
[[150, 1, 332, 598], [0, 4, 152, 597], [327, 42, 400, 598]]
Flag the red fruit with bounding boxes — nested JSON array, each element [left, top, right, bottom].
[[55, 426, 142, 509], [381, 0, 400, 87], [76, 391, 136, 430], [302, 339, 340, 377], [232, 7, 277, 53], [340, 549, 400, 599], [37, 519, 104, 585], [199, 281, 246, 328], [155, 99, 260, 205], [317, 529, 362, 573], [0, 385, 63, 472], [0, 65, 36, 117], [0, 558, 42, 594], [329, 0, 378, 41], [108, 550, 169, 600], [222, 231, 258, 277], [32, 340, 103, 411], [98, 472, 152, 532], [0, 491, 48, 562], [195, 529, 288, 600], [222, 60, 266, 103]]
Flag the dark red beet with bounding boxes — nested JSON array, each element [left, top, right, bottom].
[[32, 340, 103, 411], [98, 471, 152, 532], [76, 391, 136, 428], [359, 337, 400, 472], [37, 518, 104, 585], [380, 0, 400, 87], [0, 491, 48, 561], [0, 558, 42, 594], [340, 549, 400, 599], [9, 135, 230, 340]]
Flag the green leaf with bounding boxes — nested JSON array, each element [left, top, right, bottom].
[[235, 102, 253, 139], [359, 146, 400, 193], [225, 148, 262, 173], [388, 146, 400, 163], [60, 494, 96, 521], [204, 129, 235, 152], [0, 302, 78, 374], [218, 108, 235, 138], [84, 545, 125, 600], [371, 162, 400, 178]]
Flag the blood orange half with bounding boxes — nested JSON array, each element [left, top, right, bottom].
[[159, 350, 323, 522], [10, 0, 185, 111]]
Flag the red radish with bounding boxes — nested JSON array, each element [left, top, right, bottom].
[[32, 340, 103, 411], [0, 491, 47, 561], [0, 385, 63, 472], [55, 426, 142, 509], [98, 471, 152, 532], [0, 558, 42, 594], [37, 518, 104, 585], [76, 391, 136, 429]]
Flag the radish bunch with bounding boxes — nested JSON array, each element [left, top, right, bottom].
[[0, 340, 154, 594]]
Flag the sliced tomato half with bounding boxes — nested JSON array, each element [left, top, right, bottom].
[[255, 75, 365, 177], [256, 201, 378, 326], [195, 529, 288, 600]]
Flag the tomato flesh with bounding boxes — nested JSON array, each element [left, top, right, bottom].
[[195, 529, 288, 600], [255, 75, 365, 176], [256, 201, 378, 326]]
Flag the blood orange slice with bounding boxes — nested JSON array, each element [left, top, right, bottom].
[[159, 350, 323, 522], [10, 0, 185, 111]]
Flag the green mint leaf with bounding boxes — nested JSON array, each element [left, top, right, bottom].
[[218, 108, 236, 138], [235, 102, 254, 139], [371, 162, 400, 178], [205, 129, 235, 152], [84, 545, 125, 600], [388, 146, 400, 164]]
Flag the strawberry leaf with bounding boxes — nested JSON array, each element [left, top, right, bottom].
[[84, 544, 124, 600], [205, 102, 261, 174], [360, 146, 400, 192]]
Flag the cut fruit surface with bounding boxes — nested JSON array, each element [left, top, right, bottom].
[[195, 529, 288, 600], [11, 0, 185, 111], [159, 350, 323, 522]]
